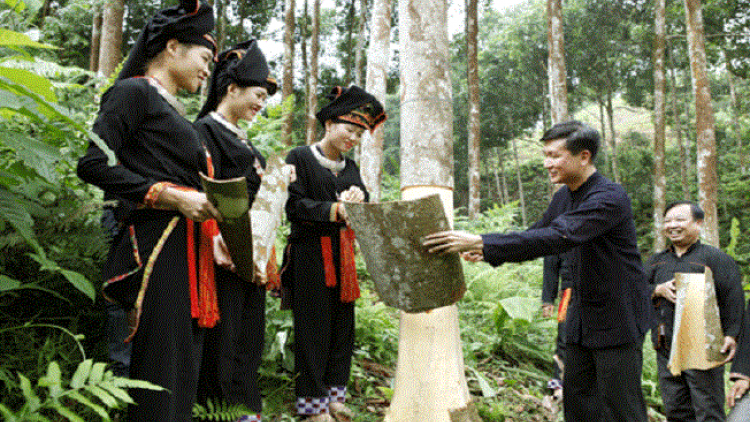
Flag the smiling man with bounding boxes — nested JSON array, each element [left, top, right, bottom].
[[424, 120, 654, 422], [647, 201, 744, 422]]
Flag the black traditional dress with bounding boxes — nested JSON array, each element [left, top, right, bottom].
[[194, 112, 266, 417], [77, 77, 211, 422], [283, 144, 366, 416]]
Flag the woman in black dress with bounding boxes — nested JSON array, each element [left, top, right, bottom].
[[76, 1, 220, 421], [194, 40, 278, 422], [283, 86, 386, 421]]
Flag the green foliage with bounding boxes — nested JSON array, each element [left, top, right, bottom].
[[192, 398, 254, 421], [0, 359, 163, 421]]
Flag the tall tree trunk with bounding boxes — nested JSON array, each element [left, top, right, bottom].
[[493, 148, 504, 204], [343, 0, 356, 86], [282, 0, 296, 146], [467, 0, 481, 219], [652, 0, 667, 253], [499, 148, 509, 206], [605, 81, 620, 183], [90, 9, 103, 73], [512, 137, 527, 227], [546, 0, 568, 124], [684, 0, 719, 247], [386, 0, 480, 420], [728, 71, 746, 174], [597, 97, 610, 176], [98, 0, 126, 78], [215, 0, 226, 51], [361, 0, 390, 201], [355, 0, 367, 87], [306, 0, 320, 145], [668, 47, 690, 199], [302, 0, 309, 136], [33, 0, 52, 28]]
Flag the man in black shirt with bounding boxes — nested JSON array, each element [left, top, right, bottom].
[[647, 201, 744, 422], [425, 120, 654, 422]]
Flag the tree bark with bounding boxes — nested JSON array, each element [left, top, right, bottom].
[[302, 0, 309, 135], [668, 47, 690, 199], [467, 0, 481, 219], [493, 148, 504, 204], [89, 8, 103, 73], [597, 97, 611, 176], [387, 0, 479, 420], [282, 0, 296, 146], [684, 0, 719, 247], [512, 137, 527, 227], [361, 0, 391, 202], [652, 0, 667, 253], [546, 0, 568, 124], [306, 0, 320, 145], [355, 0, 368, 87], [215, 0, 227, 52], [728, 71, 746, 174], [98, 0, 126, 78], [605, 80, 620, 183], [499, 148, 509, 206]]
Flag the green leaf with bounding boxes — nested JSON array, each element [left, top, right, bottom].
[[498, 296, 539, 322], [85, 385, 118, 408], [3, 0, 25, 12], [0, 67, 56, 101], [467, 366, 496, 398], [70, 359, 93, 389], [88, 363, 106, 385], [0, 28, 56, 49], [97, 383, 134, 405], [38, 361, 63, 398], [18, 373, 41, 412], [112, 378, 166, 391], [2, 130, 60, 183], [59, 269, 96, 301], [68, 390, 110, 420], [53, 405, 85, 422], [0, 188, 38, 249], [0, 275, 21, 291], [0, 403, 18, 422]]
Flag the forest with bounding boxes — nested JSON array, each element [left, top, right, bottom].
[[1, 0, 749, 420]]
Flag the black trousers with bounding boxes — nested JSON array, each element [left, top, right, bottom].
[[656, 351, 726, 422], [290, 241, 355, 400], [563, 339, 648, 422], [198, 267, 266, 413]]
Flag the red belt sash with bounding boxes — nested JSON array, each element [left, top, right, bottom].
[[321, 227, 360, 302]]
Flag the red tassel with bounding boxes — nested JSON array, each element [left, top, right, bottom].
[[558, 288, 572, 323], [321, 236, 337, 288], [198, 219, 220, 327], [265, 246, 280, 291], [187, 220, 199, 318], [339, 228, 360, 303]]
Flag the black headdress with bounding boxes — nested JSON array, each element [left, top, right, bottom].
[[197, 39, 278, 118], [315, 86, 387, 133], [118, 0, 216, 81]]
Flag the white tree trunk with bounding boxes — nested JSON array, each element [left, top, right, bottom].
[[282, 0, 296, 146], [361, 0, 391, 201], [684, 0, 719, 247], [98, 0, 125, 78], [653, 0, 667, 252], [546, 0, 568, 124], [306, 0, 320, 145], [466, 0, 481, 219], [387, 0, 479, 420]]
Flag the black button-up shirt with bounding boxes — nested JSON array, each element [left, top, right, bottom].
[[645, 241, 744, 355], [481, 172, 654, 348]]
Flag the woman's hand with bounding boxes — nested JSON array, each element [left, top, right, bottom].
[[213, 234, 235, 271], [339, 186, 364, 203], [162, 187, 222, 222]]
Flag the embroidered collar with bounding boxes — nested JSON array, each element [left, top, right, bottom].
[[310, 144, 346, 174], [144, 77, 186, 116], [209, 111, 249, 142]]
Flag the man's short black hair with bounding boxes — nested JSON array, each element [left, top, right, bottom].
[[541, 120, 600, 160], [664, 201, 705, 221]]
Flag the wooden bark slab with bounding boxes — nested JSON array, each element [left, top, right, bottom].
[[200, 173, 254, 283], [250, 155, 293, 278], [667, 267, 726, 375], [346, 194, 465, 313]]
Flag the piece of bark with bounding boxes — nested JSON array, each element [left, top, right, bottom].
[[200, 173, 254, 283], [668, 267, 726, 375], [250, 155, 293, 278], [346, 194, 465, 313]]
